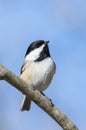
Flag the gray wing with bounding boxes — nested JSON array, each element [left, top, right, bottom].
[[20, 63, 25, 74]]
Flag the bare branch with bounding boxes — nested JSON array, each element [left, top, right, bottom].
[[0, 64, 78, 130]]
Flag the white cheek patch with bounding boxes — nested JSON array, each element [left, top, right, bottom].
[[25, 44, 45, 61]]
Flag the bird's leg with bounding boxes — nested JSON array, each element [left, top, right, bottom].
[[41, 92, 54, 107]]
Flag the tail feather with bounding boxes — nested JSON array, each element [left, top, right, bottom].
[[20, 96, 31, 111]]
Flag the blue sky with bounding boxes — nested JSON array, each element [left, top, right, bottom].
[[0, 0, 86, 130]]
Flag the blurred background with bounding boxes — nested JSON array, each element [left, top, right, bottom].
[[0, 0, 86, 130]]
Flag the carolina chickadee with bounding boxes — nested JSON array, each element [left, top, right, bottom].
[[20, 40, 56, 111]]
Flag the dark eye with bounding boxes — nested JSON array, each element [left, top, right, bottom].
[[36, 40, 44, 48]]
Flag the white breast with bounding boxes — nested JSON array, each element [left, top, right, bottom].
[[21, 57, 56, 91], [31, 57, 56, 91]]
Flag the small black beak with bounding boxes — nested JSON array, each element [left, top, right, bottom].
[[45, 41, 49, 44]]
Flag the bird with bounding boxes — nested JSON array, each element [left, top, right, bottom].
[[20, 40, 56, 111]]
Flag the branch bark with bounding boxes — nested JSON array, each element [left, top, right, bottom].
[[0, 64, 78, 130]]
